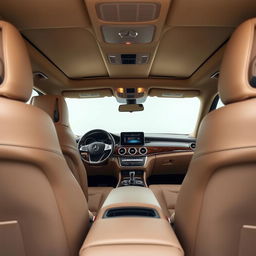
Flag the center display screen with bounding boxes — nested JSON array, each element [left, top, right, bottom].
[[121, 132, 145, 146]]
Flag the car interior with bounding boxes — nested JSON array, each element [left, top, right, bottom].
[[0, 0, 256, 256]]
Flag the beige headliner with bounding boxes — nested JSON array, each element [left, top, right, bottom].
[[0, 0, 256, 134], [1, 0, 256, 81]]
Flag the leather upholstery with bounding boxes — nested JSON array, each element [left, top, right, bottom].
[[88, 187, 113, 215], [219, 18, 256, 104], [80, 188, 183, 255], [0, 21, 33, 102], [31, 95, 89, 199], [0, 21, 90, 256], [174, 18, 256, 256], [32, 95, 112, 212], [149, 185, 181, 217], [81, 224, 184, 256], [81, 218, 183, 251]]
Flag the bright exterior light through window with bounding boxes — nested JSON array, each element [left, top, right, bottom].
[[66, 96, 200, 135]]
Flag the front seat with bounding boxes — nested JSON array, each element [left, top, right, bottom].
[[174, 18, 256, 256], [0, 21, 90, 256], [31, 95, 112, 215]]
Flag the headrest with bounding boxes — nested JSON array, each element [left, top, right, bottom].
[[0, 21, 33, 102], [219, 18, 256, 105], [31, 95, 69, 127]]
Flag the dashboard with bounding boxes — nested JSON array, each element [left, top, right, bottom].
[[78, 130, 196, 187], [79, 130, 195, 164], [113, 132, 195, 155]]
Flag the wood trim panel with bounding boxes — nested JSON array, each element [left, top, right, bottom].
[[114, 146, 192, 156]]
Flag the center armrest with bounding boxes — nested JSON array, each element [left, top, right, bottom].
[[81, 217, 180, 248], [79, 186, 184, 256], [102, 186, 161, 208], [80, 217, 183, 256]]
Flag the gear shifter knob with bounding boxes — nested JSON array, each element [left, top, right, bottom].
[[129, 171, 135, 185]]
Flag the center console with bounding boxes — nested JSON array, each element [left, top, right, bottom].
[[118, 170, 146, 186], [79, 186, 184, 256], [116, 132, 149, 187]]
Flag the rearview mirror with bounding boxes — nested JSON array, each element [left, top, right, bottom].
[[119, 104, 144, 112]]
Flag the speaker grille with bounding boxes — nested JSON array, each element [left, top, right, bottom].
[[96, 2, 160, 22]]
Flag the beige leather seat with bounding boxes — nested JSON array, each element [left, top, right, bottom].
[[0, 21, 90, 256], [174, 18, 256, 256], [31, 95, 112, 215], [149, 184, 181, 217]]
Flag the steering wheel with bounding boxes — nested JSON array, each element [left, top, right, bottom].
[[78, 129, 115, 164]]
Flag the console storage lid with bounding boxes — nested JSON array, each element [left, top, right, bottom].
[[80, 217, 183, 256], [102, 186, 160, 208]]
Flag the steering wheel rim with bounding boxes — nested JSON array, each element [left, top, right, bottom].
[[78, 129, 115, 164]]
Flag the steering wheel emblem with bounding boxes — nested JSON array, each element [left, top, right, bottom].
[[93, 144, 99, 152]]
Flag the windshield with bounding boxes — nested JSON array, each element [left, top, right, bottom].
[[66, 96, 200, 135]]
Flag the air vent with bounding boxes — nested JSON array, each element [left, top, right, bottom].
[[103, 207, 160, 218], [128, 147, 137, 155], [96, 2, 161, 22], [118, 147, 127, 155], [139, 147, 147, 155]]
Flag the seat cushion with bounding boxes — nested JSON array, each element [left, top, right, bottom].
[[88, 187, 113, 215], [149, 184, 181, 217]]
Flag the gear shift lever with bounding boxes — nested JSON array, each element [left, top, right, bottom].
[[129, 171, 135, 185]]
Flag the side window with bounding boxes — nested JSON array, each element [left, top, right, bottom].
[[216, 98, 224, 109], [26, 89, 39, 104], [210, 95, 224, 112]]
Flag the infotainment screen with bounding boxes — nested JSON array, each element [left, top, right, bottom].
[[121, 132, 145, 146]]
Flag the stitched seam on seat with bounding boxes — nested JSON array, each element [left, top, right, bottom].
[[194, 145, 256, 160], [0, 143, 63, 156]]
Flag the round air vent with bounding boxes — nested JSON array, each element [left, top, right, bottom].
[[139, 147, 147, 155], [128, 147, 137, 155], [118, 147, 127, 155]]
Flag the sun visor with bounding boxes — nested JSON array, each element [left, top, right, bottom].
[[62, 89, 113, 98], [149, 89, 200, 98]]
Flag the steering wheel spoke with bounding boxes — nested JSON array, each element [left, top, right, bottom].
[[79, 145, 89, 152], [104, 144, 112, 151]]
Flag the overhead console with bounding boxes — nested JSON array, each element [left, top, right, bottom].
[[84, 0, 171, 77], [79, 187, 184, 256]]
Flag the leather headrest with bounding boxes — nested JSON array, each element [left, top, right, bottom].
[[219, 18, 256, 105], [0, 21, 33, 102], [31, 95, 69, 127]]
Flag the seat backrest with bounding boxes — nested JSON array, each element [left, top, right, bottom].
[[0, 21, 89, 256], [174, 18, 256, 256], [31, 95, 88, 200]]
